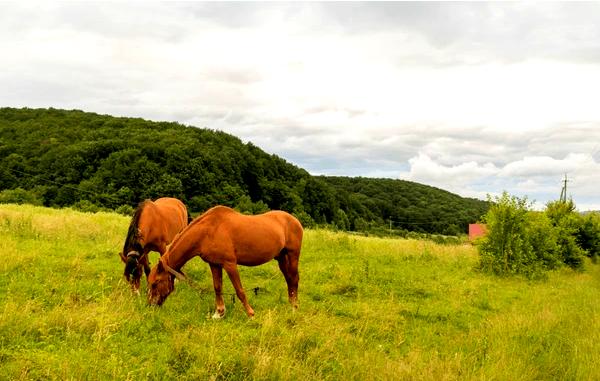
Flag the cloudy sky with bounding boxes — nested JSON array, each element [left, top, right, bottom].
[[2, 2, 600, 210]]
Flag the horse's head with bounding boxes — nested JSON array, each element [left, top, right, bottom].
[[120, 250, 143, 290], [147, 259, 175, 306]]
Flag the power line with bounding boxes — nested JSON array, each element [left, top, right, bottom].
[[1, 166, 123, 206], [3, 166, 475, 229]]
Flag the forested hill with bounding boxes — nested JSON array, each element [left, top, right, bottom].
[[0, 107, 488, 235], [320, 177, 488, 236]]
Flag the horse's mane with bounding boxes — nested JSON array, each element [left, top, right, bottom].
[[163, 206, 227, 260], [123, 200, 150, 255], [186, 206, 231, 228]]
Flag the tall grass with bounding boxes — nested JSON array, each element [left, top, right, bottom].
[[1, 204, 599, 380]]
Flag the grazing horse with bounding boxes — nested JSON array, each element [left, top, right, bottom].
[[119, 197, 189, 293], [147, 205, 303, 318]]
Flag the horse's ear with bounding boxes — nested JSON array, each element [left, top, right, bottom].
[[119, 252, 126, 263], [157, 260, 164, 272]]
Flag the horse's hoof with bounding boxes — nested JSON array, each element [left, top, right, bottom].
[[134, 289, 141, 297], [212, 311, 224, 320]]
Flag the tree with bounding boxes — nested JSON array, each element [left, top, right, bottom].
[[235, 195, 270, 215], [577, 214, 600, 262], [293, 210, 315, 229], [333, 209, 350, 230], [301, 178, 337, 223], [478, 192, 534, 275], [0, 154, 26, 189], [146, 173, 184, 200], [524, 211, 561, 271], [0, 107, 490, 235], [546, 200, 585, 270]]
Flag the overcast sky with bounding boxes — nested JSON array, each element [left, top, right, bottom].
[[2, 2, 600, 210]]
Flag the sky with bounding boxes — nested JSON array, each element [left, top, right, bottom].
[[1, 2, 600, 210]]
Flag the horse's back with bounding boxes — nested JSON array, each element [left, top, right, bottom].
[[143, 198, 188, 247], [203, 206, 303, 252], [262, 210, 303, 249], [153, 197, 188, 226], [203, 207, 301, 236], [154, 197, 187, 215]]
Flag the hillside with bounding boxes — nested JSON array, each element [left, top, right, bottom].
[[0, 107, 488, 234], [321, 176, 488, 235]]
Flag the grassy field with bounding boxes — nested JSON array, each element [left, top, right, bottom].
[[0, 204, 599, 380]]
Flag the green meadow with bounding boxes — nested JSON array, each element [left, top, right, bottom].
[[0, 204, 598, 380]]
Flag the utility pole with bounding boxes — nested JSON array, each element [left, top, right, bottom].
[[559, 173, 569, 202]]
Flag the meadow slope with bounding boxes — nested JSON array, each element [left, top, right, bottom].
[[0, 204, 598, 380]]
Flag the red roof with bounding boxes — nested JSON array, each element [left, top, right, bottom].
[[468, 224, 487, 241]]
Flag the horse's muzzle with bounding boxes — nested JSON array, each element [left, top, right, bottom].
[[147, 292, 165, 306]]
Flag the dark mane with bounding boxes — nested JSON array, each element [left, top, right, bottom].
[[123, 200, 150, 254]]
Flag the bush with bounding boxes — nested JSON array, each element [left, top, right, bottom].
[[478, 193, 596, 277], [72, 200, 106, 213], [235, 195, 270, 215], [525, 212, 561, 270], [546, 200, 585, 270], [294, 211, 315, 229], [576, 213, 600, 262], [478, 192, 540, 276], [188, 195, 213, 214], [0, 188, 43, 206], [115, 204, 135, 216]]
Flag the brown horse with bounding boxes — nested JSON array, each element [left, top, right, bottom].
[[147, 205, 303, 318], [119, 197, 189, 293]]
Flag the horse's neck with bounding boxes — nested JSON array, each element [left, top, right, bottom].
[[163, 224, 204, 271]]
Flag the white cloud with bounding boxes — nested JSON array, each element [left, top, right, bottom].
[[399, 153, 498, 191], [500, 155, 579, 177], [2, 3, 600, 209], [398, 151, 600, 210]]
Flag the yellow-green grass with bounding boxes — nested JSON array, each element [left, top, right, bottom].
[[0, 204, 598, 380]]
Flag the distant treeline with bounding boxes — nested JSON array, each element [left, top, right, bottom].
[[0, 107, 488, 235]]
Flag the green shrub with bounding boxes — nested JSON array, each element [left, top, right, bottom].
[[525, 211, 561, 270], [294, 210, 315, 229], [235, 195, 270, 215], [72, 200, 109, 213], [546, 200, 585, 270], [478, 192, 537, 276], [478, 193, 596, 277], [576, 213, 600, 262], [115, 204, 135, 216], [0, 188, 43, 206]]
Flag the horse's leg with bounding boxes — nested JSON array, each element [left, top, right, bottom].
[[131, 250, 150, 296], [223, 262, 254, 317], [142, 249, 152, 279], [277, 249, 300, 309], [210, 264, 226, 319]]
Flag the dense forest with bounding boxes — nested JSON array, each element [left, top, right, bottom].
[[320, 177, 488, 236], [0, 107, 488, 235]]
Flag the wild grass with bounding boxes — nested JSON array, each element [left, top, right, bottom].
[[0, 204, 599, 380]]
